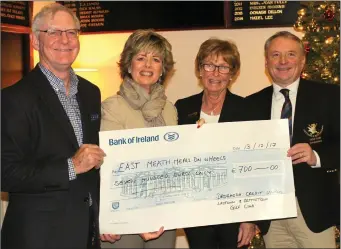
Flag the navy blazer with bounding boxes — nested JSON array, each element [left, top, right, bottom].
[[1, 65, 101, 248], [175, 90, 246, 125], [246, 79, 340, 233]]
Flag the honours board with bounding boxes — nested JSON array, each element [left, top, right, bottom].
[[59, 1, 225, 33], [1, 1, 31, 27], [226, 1, 300, 28]]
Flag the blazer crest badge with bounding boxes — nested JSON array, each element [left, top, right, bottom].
[[303, 123, 323, 144], [187, 112, 198, 118]]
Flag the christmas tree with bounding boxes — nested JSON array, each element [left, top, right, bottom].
[[249, 3, 340, 248], [294, 1, 340, 85], [294, 3, 340, 249], [250, 230, 265, 249]]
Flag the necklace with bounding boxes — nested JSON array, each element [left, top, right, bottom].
[[203, 98, 224, 116], [203, 90, 226, 116], [209, 103, 222, 115]]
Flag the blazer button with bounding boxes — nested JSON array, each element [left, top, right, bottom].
[[84, 197, 89, 202]]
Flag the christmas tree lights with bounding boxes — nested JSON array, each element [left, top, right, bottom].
[[294, 1, 340, 85]]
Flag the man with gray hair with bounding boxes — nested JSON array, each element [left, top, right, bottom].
[[1, 3, 111, 248], [246, 31, 339, 248]]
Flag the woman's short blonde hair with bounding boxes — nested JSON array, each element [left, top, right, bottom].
[[118, 29, 175, 84], [195, 38, 240, 78]]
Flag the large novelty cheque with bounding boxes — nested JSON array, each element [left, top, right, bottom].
[[99, 120, 296, 234]]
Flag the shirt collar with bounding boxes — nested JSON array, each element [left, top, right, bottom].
[[38, 63, 79, 96], [272, 78, 300, 100]]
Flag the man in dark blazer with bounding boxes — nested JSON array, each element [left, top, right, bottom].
[[246, 31, 339, 248], [1, 3, 119, 249]]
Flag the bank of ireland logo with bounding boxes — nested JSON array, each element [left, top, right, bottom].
[[163, 132, 179, 142], [111, 201, 120, 210]]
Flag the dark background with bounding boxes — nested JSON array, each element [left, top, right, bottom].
[[1, 1, 30, 27], [56, 1, 300, 33], [59, 1, 225, 33]]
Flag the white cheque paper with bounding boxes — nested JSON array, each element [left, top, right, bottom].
[[99, 120, 296, 234]]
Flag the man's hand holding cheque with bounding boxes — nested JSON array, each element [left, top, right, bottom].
[[287, 143, 317, 166]]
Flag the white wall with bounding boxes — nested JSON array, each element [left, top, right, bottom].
[[73, 27, 301, 103]]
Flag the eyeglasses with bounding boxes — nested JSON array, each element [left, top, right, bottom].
[[201, 64, 231, 74], [39, 29, 80, 39]]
